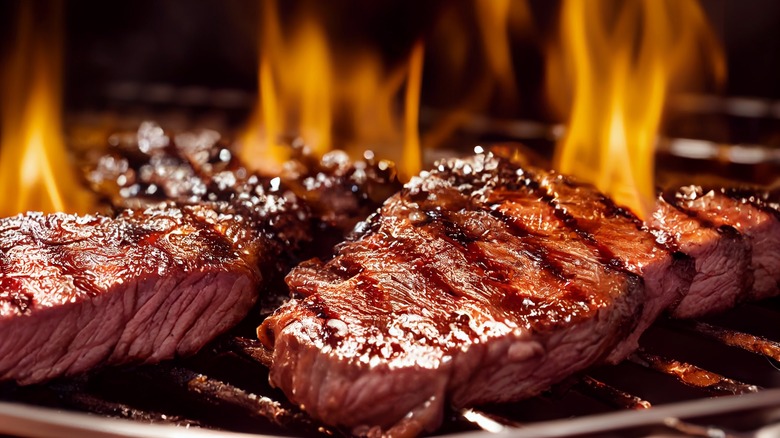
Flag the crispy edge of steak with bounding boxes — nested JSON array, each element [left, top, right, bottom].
[[647, 194, 753, 318], [0, 207, 262, 385], [674, 186, 780, 300], [259, 154, 644, 437]]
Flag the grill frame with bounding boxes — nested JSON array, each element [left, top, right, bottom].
[[2, 384, 780, 437]]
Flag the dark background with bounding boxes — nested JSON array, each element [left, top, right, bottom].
[[1, 0, 779, 140]]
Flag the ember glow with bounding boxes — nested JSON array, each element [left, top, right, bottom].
[[240, 0, 424, 178], [0, 2, 95, 216], [548, 0, 725, 218]]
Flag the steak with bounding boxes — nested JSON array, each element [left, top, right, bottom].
[[86, 122, 401, 260], [0, 206, 263, 385], [674, 186, 780, 300], [516, 167, 694, 362], [0, 122, 400, 386], [259, 151, 780, 436], [647, 194, 752, 318], [259, 153, 647, 437]]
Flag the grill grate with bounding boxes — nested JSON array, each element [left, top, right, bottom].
[[1, 298, 779, 437]]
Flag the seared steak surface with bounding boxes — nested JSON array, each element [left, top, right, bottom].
[[648, 194, 752, 318], [259, 154, 647, 437], [674, 186, 780, 300], [87, 122, 401, 259], [0, 123, 401, 386], [519, 167, 694, 362], [0, 207, 264, 384]]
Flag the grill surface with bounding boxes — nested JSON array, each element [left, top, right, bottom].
[[1, 297, 779, 438], [2, 111, 779, 437]]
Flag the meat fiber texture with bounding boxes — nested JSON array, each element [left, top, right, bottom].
[[259, 153, 652, 437], [674, 186, 780, 300], [260, 152, 780, 437], [0, 206, 262, 385], [647, 194, 753, 318], [525, 168, 694, 362]]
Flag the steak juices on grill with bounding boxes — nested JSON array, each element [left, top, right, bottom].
[[259, 153, 691, 437]]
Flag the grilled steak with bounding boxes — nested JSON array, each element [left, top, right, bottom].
[[0, 206, 263, 385], [0, 122, 401, 386], [647, 194, 752, 318], [674, 186, 780, 300], [259, 153, 647, 437], [86, 122, 401, 259], [516, 167, 694, 362]]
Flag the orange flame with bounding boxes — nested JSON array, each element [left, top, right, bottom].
[[0, 2, 95, 216], [240, 0, 424, 179], [548, 0, 725, 218]]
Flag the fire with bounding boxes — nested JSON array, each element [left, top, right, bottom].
[[0, 2, 95, 216], [240, 0, 424, 179], [548, 0, 725, 218], [422, 1, 532, 150], [240, 2, 537, 178]]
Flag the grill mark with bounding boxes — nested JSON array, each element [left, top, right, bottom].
[[668, 186, 771, 231], [298, 294, 331, 320], [408, 210, 509, 302], [501, 161, 632, 275], [660, 194, 746, 244], [370, 225, 464, 304], [555, 175, 677, 251], [663, 190, 722, 231], [421, 207, 599, 329], [482, 208, 569, 283], [716, 224, 742, 240], [333, 257, 363, 279], [361, 228, 495, 336], [418, 186, 571, 286], [352, 275, 389, 313], [399, 192, 593, 327]]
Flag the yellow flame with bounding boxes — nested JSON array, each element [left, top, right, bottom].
[[549, 0, 725, 218], [403, 40, 425, 179], [0, 2, 95, 216], [475, 0, 519, 105], [240, 0, 424, 179]]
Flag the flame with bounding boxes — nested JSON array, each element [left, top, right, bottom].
[[548, 0, 725, 218], [0, 2, 95, 216], [422, 1, 532, 150], [240, 0, 424, 178]]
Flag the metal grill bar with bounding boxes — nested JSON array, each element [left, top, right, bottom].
[[163, 366, 326, 434], [224, 337, 273, 367], [479, 389, 780, 438], [48, 380, 202, 427], [685, 321, 780, 362], [575, 376, 652, 410], [2, 301, 779, 437], [459, 409, 516, 431], [628, 349, 761, 395], [662, 417, 740, 438]]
